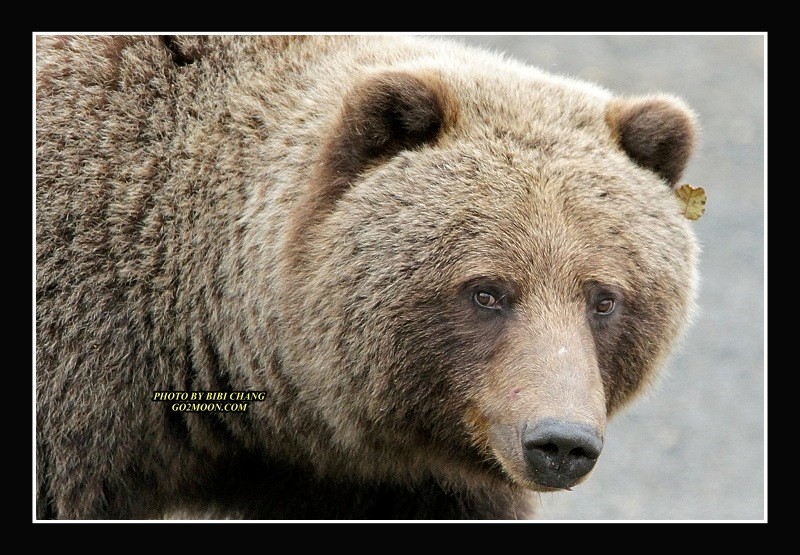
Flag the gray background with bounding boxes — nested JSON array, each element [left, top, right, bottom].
[[449, 35, 765, 521]]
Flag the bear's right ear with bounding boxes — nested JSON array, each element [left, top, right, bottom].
[[606, 95, 698, 187], [286, 71, 458, 264], [316, 71, 458, 203]]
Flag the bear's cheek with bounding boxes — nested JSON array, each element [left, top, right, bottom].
[[464, 321, 607, 490]]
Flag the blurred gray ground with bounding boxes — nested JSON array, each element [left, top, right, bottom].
[[449, 35, 766, 521]]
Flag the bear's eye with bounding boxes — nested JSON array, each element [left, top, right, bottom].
[[595, 298, 615, 315], [474, 291, 501, 310], [585, 282, 625, 323]]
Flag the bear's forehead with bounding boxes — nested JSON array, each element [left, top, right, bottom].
[[357, 143, 690, 293], [406, 137, 674, 219]]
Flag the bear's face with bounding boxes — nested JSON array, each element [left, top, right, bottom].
[[284, 69, 697, 492]]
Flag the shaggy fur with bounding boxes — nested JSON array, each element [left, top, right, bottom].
[[36, 35, 699, 520]]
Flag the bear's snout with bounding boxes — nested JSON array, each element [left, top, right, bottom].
[[521, 419, 603, 489]]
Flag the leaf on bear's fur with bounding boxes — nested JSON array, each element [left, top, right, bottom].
[[675, 184, 707, 220]]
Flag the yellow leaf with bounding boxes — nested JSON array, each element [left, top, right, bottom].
[[675, 184, 707, 221]]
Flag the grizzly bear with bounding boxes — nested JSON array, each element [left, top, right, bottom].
[[36, 35, 699, 520]]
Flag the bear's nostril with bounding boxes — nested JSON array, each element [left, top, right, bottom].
[[537, 443, 559, 456], [570, 447, 589, 459], [521, 419, 603, 488]]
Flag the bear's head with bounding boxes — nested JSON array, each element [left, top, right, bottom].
[[283, 65, 698, 493]]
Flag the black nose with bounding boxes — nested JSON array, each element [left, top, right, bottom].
[[521, 419, 603, 489]]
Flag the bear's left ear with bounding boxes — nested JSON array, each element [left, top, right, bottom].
[[606, 95, 698, 186]]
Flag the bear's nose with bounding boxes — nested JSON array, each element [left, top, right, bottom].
[[521, 419, 603, 489]]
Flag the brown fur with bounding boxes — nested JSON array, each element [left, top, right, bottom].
[[36, 35, 699, 520]]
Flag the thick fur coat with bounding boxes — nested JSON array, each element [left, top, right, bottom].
[[36, 35, 698, 519]]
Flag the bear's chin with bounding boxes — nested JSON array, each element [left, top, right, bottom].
[[460, 455, 588, 494], [499, 467, 593, 493]]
